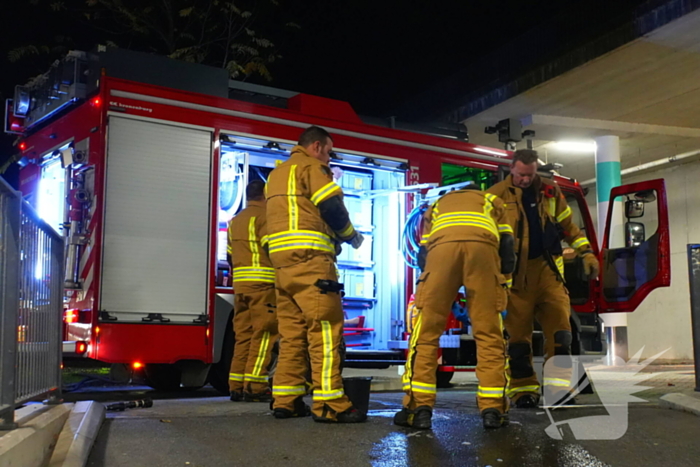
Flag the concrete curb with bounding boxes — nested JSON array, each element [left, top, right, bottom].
[[659, 393, 700, 417], [49, 401, 106, 467], [0, 403, 73, 467]]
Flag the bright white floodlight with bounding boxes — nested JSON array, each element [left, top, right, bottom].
[[551, 141, 597, 153]]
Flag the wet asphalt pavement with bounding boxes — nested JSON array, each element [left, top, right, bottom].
[[85, 389, 700, 467]]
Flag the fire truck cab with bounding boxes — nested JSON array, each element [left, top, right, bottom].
[[4, 48, 671, 392]]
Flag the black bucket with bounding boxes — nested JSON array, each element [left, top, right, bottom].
[[343, 377, 373, 415]]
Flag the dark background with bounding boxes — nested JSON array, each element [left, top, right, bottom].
[[0, 0, 655, 186]]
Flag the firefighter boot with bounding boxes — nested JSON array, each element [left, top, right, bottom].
[[272, 396, 311, 419], [514, 394, 540, 409], [393, 406, 432, 430], [482, 408, 509, 429], [230, 391, 244, 402], [244, 389, 273, 403], [312, 404, 367, 424]]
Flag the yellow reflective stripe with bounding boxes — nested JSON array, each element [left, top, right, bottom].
[[505, 278, 513, 288], [556, 206, 572, 223], [244, 374, 269, 383], [403, 313, 422, 384], [548, 197, 556, 217], [229, 373, 244, 381], [272, 385, 306, 395], [233, 276, 275, 283], [571, 237, 590, 249], [288, 165, 298, 230], [411, 381, 436, 394], [252, 331, 271, 377], [544, 378, 571, 387], [337, 222, 355, 238], [498, 224, 514, 234], [321, 321, 333, 393], [268, 231, 335, 254], [477, 386, 505, 398], [312, 390, 345, 401], [248, 217, 260, 268], [485, 193, 497, 203], [431, 220, 499, 238], [555, 256, 564, 276], [507, 385, 540, 397], [233, 267, 275, 274], [261, 235, 269, 247], [420, 234, 429, 245], [311, 181, 342, 205]]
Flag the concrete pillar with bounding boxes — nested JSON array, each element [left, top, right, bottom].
[[595, 135, 629, 365]]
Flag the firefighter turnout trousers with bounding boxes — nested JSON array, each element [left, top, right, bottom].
[[272, 254, 352, 419], [229, 284, 279, 394], [506, 257, 573, 403], [402, 241, 509, 413]]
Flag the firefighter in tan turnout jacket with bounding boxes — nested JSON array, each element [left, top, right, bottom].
[[227, 181, 278, 402], [487, 149, 599, 408], [266, 126, 366, 423], [394, 184, 516, 430]]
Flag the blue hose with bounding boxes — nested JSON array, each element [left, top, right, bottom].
[[402, 204, 427, 269]]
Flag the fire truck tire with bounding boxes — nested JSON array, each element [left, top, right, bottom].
[[144, 364, 182, 392], [208, 315, 235, 395], [436, 370, 454, 388]]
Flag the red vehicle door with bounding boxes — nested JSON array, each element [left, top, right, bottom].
[[599, 179, 670, 312]]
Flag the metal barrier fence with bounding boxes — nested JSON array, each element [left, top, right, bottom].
[[0, 176, 64, 429]]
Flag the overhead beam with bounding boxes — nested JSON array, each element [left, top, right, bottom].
[[523, 114, 700, 138]]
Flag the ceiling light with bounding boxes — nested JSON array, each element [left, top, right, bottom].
[[551, 141, 597, 153]]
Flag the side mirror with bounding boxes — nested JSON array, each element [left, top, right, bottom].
[[625, 222, 645, 247], [625, 199, 645, 218]]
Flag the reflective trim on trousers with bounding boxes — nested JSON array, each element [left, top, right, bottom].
[[252, 331, 271, 377], [244, 374, 269, 383], [571, 237, 591, 249], [229, 373, 244, 382], [272, 385, 306, 396], [321, 321, 334, 394], [477, 386, 506, 398], [312, 389, 345, 401], [410, 381, 437, 394], [544, 377, 571, 388], [507, 385, 540, 398]]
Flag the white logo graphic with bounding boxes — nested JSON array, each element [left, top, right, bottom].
[[542, 347, 668, 440]]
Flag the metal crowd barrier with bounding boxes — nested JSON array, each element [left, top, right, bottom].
[[1, 176, 64, 429]]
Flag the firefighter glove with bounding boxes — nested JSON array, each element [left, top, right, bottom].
[[350, 231, 364, 249], [581, 251, 599, 279]]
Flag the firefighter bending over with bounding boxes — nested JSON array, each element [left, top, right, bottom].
[[395, 183, 516, 430], [266, 126, 366, 423], [487, 149, 599, 408], [227, 180, 279, 402]]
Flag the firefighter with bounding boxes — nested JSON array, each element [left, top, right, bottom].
[[487, 149, 599, 408], [394, 184, 516, 430], [227, 180, 278, 402], [265, 126, 366, 423]]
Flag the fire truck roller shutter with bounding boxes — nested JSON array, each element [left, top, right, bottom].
[[101, 117, 212, 323]]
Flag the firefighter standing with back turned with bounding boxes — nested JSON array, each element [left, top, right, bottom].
[[394, 183, 516, 430], [266, 126, 366, 423], [227, 180, 279, 402], [487, 149, 599, 408]]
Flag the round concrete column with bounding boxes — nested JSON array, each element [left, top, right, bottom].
[[595, 135, 629, 365]]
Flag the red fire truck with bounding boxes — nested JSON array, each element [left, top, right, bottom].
[[4, 48, 670, 392]]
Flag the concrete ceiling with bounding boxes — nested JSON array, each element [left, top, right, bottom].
[[461, 8, 700, 183]]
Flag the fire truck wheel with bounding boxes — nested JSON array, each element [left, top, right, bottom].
[[144, 364, 182, 392], [436, 370, 454, 388], [208, 315, 235, 395]]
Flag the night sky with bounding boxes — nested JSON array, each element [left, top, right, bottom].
[[1, 0, 653, 182]]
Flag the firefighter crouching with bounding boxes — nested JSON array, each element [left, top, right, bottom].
[[487, 149, 599, 408], [227, 180, 279, 402], [394, 183, 516, 430], [265, 126, 366, 423]]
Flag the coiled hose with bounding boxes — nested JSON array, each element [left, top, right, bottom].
[[402, 204, 427, 269]]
